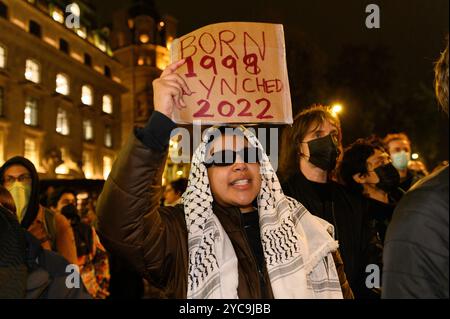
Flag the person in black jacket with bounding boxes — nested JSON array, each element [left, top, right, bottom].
[[382, 38, 449, 299], [0, 192, 91, 299], [279, 105, 383, 298], [338, 137, 401, 243]]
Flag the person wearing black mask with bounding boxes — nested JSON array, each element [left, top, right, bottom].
[[48, 188, 110, 299], [339, 137, 402, 243], [279, 105, 383, 299]]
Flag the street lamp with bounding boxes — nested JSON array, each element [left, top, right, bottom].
[[331, 103, 343, 114], [331, 103, 343, 117]]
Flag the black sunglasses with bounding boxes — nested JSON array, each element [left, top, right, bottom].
[[204, 146, 262, 168]]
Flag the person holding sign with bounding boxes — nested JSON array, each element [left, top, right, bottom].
[[96, 60, 345, 299]]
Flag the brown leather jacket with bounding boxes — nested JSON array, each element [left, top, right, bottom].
[[27, 205, 78, 266], [97, 135, 353, 298]]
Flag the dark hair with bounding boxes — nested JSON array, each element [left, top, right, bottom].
[[339, 137, 385, 194], [0, 185, 16, 214], [170, 178, 188, 195], [435, 36, 449, 115], [47, 187, 77, 209], [279, 105, 342, 181], [382, 132, 411, 151]]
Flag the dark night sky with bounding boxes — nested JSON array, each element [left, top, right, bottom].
[[95, 0, 448, 85], [93, 0, 449, 165]]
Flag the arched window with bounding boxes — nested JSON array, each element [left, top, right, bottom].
[[83, 119, 94, 141], [25, 59, 40, 83], [81, 85, 93, 105], [104, 125, 112, 148], [102, 94, 113, 114], [56, 108, 69, 135], [56, 73, 70, 95], [24, 97, 38, 126], [0, 44, 6, 68]]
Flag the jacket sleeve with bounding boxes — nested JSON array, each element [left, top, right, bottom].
[[96, 112, 181, 278], [382, 186, 449, 299]]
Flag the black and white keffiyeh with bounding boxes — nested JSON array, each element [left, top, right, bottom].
[[182, 126, 343, 299]]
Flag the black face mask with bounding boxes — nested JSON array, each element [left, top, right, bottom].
[[306, 134, 340, 172], [61, 204, 79, 222], [374, 163, 400, 193]]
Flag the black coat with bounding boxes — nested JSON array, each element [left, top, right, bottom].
[[382, 166, 449, 298], [0, 206, 91, 299], [282, 172, 383, 298]]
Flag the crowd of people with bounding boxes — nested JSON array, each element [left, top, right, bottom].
[[0, 38, 448, 299]]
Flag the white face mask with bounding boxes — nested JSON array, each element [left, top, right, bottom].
[[391, 151, 410, 171], [6, 181, 31, 223]]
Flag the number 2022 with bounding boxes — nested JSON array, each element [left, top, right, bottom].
[[193, 98, 274, 119]]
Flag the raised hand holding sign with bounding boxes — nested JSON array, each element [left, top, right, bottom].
[[169, 22, 293, 124]]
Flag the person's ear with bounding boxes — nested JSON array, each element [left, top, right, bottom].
[[352, 172, 367, 185]]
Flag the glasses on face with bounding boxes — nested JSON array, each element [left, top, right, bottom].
[[203, 146, 262, 168], [3, 174, 32, 187]]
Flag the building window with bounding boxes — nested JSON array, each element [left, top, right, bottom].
[[0, 87, 4, 116], [0, 45, 5, 68], [102, 95, 113, 114], [84, 53, 92, 67], [56, 108, 69, 135], [104, 125, 112, 148], [51, 7, 64, 24], [81, 85, 93, 105], [82, 150, 94, 179], [0, 129, 5, 165], [56, 73, 69, 95], [137, 56, 152, 66], [59, 39, 69, 54], [76, 26, 87, 39], [25, 59, 40, 83], [139, 34, 150, 44], [0, 2, 8, 19], [103, 155, 113, 180], [104, 65, 111, 78], [24, 137, 39, 169], [24, 97, 38, 126], [83, 119, 94, 141], [29, 20, 42, 38]]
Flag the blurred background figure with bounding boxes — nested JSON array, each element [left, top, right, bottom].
[[339, 137, 401, 242], [383, 133, 428, 192], [0, 186, 90, 299], [163, 178, 188, 206], [382, 37, 449, 299], [48, 188, 110, 299], [280, 105, 382, 299]]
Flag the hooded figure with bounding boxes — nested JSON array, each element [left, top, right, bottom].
[[0, 157, 78, 265]]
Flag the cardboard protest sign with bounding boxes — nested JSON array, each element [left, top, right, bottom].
[[170, 22, 293, 124]]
